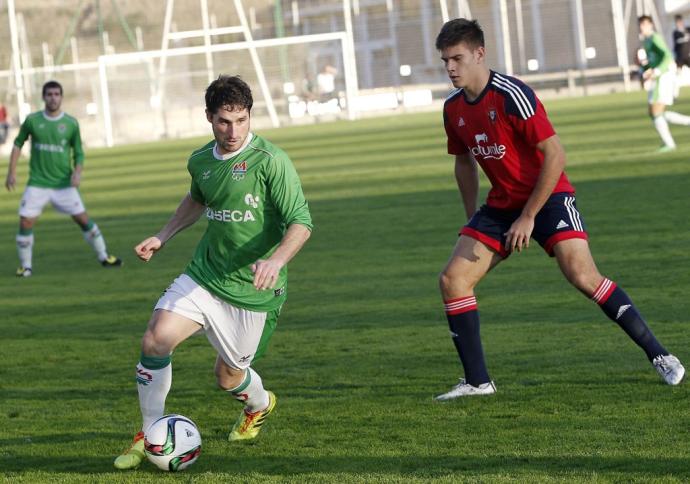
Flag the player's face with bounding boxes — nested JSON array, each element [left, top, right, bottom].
[[639, 20, 654, 37], [43, 88, 62, 113], [441, 42, 485, 89], [207, 105, 250, 154]]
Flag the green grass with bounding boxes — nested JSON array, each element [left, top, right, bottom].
[[1, 88, 690, 482]]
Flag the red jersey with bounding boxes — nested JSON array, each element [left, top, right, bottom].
[[443, 70, 574, 210]]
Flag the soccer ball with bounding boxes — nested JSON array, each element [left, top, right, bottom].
[[144, 414, 202, 471]]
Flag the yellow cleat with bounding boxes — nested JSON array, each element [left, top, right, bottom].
[[101, 255, 123, 267], [114, 431, 145, 470], [15, 267, 32, 277], [228, 391, 276, 441]]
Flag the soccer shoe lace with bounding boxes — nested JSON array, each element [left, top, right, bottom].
[[228, 391, 276, 441], [113, 431, 145, 470], [101, 255, 123, 267], [652, 354, 685, 385], [434, 378, 496, 401], [15, 267, 32, 277]]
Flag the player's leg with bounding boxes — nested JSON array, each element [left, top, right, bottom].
[[649, 74, 677, 151], [114, 309, 201, 470], [16, 216, 36, 277], [115, 275, 205, 470], [51, 187, 121, 266], [659, 69, 690, 126], [663, 110, 690, 125], [203, 302, 278, 440], [16, 187, 49, 276], [650, 103, 676, 151], [216, 357, 276, 441], [553, 238, 684, 385], [70, 210, 122, 267], [436, 234, 503, 400]]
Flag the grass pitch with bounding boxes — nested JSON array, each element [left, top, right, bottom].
[[1, 89, 689, 482]]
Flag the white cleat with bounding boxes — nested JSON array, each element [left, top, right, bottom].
[[652, 354, 685, 385], [434, 378, 496, 401]]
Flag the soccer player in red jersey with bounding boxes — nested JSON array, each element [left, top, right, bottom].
[[434, 19, 684, 400]]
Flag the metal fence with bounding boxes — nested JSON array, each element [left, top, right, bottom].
[[0, 0, 673, 148]]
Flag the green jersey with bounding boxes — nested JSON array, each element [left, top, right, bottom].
[[184, 133, 312, 312], [643, 32, 674, 73], [13, 111, 84, 189]]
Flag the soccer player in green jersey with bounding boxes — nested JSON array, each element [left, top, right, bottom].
[[114, 76, 312, 470], [638, 15, 690, 152], [5, 80, 122, 276]]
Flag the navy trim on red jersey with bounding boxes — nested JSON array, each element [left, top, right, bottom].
[[491, 72, 537, 120], [445, 88, 463, 103]]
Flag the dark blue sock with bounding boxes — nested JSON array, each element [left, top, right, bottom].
[[444, 296, 491, 386], [592, 278, 667, 361]]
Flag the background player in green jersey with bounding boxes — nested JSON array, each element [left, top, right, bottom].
[[638, 15, 690, 152], [5, 80, 122, 276], [114, 76, 312, 470]]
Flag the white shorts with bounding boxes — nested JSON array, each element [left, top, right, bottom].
[[648, 70, 676, 106], [155, 274, 268, 370], [19, 186, 86, 218]]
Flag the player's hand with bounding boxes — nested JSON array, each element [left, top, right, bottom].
[[135, 236, 163, 262], [251, 259, 283, 290], [5, 173, 15, 191], [71, 171, 81, 187], [504, 214, 534, 253]]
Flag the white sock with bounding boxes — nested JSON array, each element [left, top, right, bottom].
[[228, 367, 270, 413], [664, 110, 690, 126], [16, 233, 33, 269], [136, 361, 172, 432], [653, 115, 676, 148], [82, 224, 108, 261]]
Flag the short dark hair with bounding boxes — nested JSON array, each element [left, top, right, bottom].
[[42, 80, 63, 96], [205, 75, 253, 114], [675, 14, 683, 21], [638, 15, 653, 25], [435, 18, 484, 51]]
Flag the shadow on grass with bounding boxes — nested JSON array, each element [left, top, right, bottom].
[[1, 451, 688, 477]]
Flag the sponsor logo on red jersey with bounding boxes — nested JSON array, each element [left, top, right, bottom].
[[470, 132, 506, 160]]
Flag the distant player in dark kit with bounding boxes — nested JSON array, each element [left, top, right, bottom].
[[672, 14, 690, 68], [434, 19, 684, 400]]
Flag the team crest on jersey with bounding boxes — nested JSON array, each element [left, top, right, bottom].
[[232, 161, 247, 180], [458, 117, 465, 127], [58, 123, 66, 133], [488, 109, 497, 123]]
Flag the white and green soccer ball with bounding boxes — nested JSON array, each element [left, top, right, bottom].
[[144, 414, 201, 471]]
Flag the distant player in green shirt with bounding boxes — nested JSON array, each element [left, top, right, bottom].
[[5, 80, 122, 276], [114, 76, 312, 470], [638, 15, 690, 152]]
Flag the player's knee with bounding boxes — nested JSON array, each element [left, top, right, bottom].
[[439, 268, 472, 297], [19, 218, 35, 230], [215, 364, 244, 390], [565, 269, 600, 294], [141, 329, 173, 357]]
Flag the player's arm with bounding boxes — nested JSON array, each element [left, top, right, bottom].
[[253, 153, 312, 290], [504, 134, 565, 253], [252, 223, 311, 290], [454, 153, 479, 219], [5, 118, 31, 191], [5, 145, 22, 191], [71, 122, 85, 187], [134, 193, 205, 262]]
